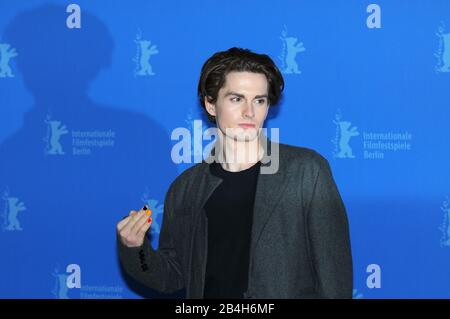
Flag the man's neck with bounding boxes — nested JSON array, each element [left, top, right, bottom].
[[215, 134, 264, 172]]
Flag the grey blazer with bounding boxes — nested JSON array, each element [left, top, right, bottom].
[[117, 137, 353, 299]]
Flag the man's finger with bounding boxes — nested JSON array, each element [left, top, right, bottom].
[[137, 217, 152, 237], [139, 205, 153, 217], [117, 210, 136, 232], [131, 212, 151, 234], [116, 217, 130, 232], [120, 210, 142, 234]]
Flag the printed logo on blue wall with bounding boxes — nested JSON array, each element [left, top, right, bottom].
[[0, 43, 17, 78], [44, 114, 68, 155], [1, 187, 26, 231], [52, 264, 81, 299], [79, 284, 123, 299], [52, 263, 122, 299], [43, 113, 116, 156], [134, 29, 158, 76], [435, 22, 450, 73], [439, 196, 450, 247], [278, 25, 305, 74], [332, 110, 360, 159], [332, 109, 413, 160], [52, 265, 71, 299]]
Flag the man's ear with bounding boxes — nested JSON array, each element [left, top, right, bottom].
[[204, 96, 216, 117]]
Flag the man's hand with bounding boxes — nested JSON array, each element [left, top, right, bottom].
[[117, 205, 152, 248]]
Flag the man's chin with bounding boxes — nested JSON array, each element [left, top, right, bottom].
[[232, 133, 259, 142], [222, 127, 260, 142]]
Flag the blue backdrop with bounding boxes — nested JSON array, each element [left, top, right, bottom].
[[1, 0, 449, 299]]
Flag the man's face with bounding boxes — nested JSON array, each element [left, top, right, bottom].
[[205, 71, 269, 142]]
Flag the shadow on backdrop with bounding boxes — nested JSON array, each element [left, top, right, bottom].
[[0, 4, 183, 298]]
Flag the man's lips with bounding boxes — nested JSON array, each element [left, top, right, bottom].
[[238, 123, 256, 128]]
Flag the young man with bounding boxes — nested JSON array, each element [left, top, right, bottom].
[[117, 47, 353, 299]]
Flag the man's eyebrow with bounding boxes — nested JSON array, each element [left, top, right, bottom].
[[223, 91, 268, 99]]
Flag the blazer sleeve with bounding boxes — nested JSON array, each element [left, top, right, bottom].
[[306, 154, 353, 298], [117, 182, 185, 294]]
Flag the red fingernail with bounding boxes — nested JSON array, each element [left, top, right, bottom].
[[148, 218, 152, 223]]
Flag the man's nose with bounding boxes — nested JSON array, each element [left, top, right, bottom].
[[243, 102, 255, 118]]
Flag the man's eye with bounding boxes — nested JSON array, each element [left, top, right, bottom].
[[255, 99, 266, 104], [231, 97, 241, 102]]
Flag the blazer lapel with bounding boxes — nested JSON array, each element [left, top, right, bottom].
[[249, 139, 288, 262]]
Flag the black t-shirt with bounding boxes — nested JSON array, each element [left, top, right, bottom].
[[203, 161, 261, 299]]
